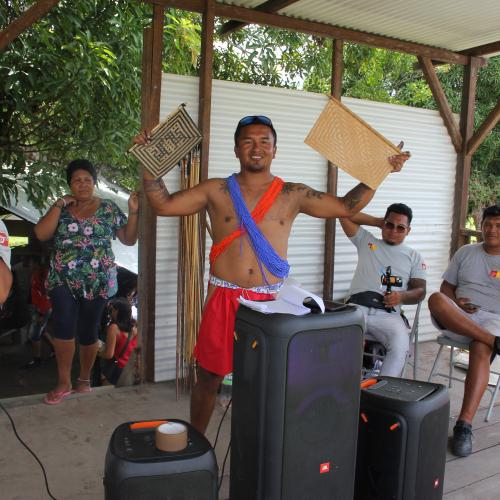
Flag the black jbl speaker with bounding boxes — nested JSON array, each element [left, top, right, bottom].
[[230, 304, 365, 500], [355, 377, 449, 500], [104, 418, 218, 500]]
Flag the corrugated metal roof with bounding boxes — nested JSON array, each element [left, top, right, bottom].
[[221, 0, 500, 54], [155, 73, 457, 381]]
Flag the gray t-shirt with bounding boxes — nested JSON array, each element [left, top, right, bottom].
[[0, 220, 11, 270], [442, 243, 500, 314], [348, 227, 427, 310]]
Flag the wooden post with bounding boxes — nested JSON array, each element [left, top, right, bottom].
[[198, 0, 215, 260], [322, 39, 343, 300], [418, 56, 462, 153], [198, 0, 215, 183], [467, 101, 500, 156], [138, 5, 164, 382], [450, 57, 481, 256]]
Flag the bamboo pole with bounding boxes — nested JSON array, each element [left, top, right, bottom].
[[176, 148, 204, 394]]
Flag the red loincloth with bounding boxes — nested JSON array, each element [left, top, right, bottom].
[[193, 285, 276, 376]]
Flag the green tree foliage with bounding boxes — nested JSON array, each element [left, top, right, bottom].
[[1, 5, 497, 219], [0, 2, 201, 209], [1, 0, 150, 208]]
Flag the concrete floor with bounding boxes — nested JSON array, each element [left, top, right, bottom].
[[1, 340, 500, 500]]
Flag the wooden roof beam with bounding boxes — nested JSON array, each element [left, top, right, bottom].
[[461, 40, 500, 57], [467, 101, 500, 156], [219, 0, 301, 36], [418, 56, 462, 153], [144, 0, 471, 65], [0, 0, 61, 51], [420, 42, 496, 69]]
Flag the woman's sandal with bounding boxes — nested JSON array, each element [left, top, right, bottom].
[[43, 388, 73, 405], [74, 377, 92, 394]]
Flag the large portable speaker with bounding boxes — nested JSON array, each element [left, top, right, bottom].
[[104, 418, 218, 500], [230, 303, 365, 500], [355, 377, 450, 500]]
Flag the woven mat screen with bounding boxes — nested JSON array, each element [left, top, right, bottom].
[[129, 104, 202, 179], [305, 97, 401, 189]]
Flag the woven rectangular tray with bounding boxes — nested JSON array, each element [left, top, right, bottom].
[[129, 105, 202, 179], [305, 98, 401, 189]]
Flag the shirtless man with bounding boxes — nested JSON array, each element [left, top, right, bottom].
[[136, 115, 410, 433]]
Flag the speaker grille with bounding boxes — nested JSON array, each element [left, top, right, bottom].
[[116, 471, 215, 500], [415, 408, 448, 499], [282, 327, 361, 500]]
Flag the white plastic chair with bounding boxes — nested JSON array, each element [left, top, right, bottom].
[[427, 334, 500, 422]]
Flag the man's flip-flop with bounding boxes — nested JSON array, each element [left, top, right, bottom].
[[43, 389, 73, 405]]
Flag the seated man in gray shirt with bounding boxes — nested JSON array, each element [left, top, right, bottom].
[[429, 204, 500, 458], [340, 203, 427, 377]]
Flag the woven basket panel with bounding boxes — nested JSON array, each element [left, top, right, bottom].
[[129, 105, 202, 178], [305, 98, 401, 189]]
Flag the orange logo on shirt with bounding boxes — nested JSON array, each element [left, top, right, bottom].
[[368, 243, 378, 251], [490, 270, 500, 278], [0, 231, 8, 247]]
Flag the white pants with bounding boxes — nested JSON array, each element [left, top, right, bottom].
[[358, 305, 410, 377], [432, 306, 500, 343]]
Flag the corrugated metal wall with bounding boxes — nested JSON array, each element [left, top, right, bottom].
[[155, 73, 456, 381]]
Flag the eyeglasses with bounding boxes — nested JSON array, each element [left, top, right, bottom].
[[383, 220, 408, 233], [237, 115, 274, 128]]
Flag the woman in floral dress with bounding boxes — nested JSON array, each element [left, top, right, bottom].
[[35, 159, 139, 404]]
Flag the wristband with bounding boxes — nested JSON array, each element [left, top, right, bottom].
[[129, 211, 139, 215], [53, 199, 65, 209]]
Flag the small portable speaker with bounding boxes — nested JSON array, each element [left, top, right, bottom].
[[355, 377, 449, 500], [230, 303, 365, 500], [104, 418, 218, 500]]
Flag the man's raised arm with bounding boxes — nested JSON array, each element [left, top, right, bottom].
[[299, 146, 410, 220], [339, 211, 384, 238], [135, 131, 209, 217]]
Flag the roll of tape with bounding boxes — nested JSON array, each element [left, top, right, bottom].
[[155, 421, 188, 452]]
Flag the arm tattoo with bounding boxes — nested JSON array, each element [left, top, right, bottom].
[[220, 181, 229, 194], [144, 178, 167, 193], [281, 182, 296, 195], [281, 183, 324, 199], [343, 183, 370, 211], [144, 178, 170, 203], [305, 188, 324, 200]]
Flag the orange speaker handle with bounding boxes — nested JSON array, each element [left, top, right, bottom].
[[130, 420, 168, 430], [360, 378, 378, 389]]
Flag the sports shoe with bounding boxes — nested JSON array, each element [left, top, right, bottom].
[[452, 420, 473, 457]]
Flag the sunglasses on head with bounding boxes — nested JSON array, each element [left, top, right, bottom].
[[237, 115, 274, 128], [383, 220, 408, 233]]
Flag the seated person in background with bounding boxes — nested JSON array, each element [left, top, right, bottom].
[[428, 204, 500, 458], [0, 219, 12, 305], [340, 203, 427, 377], [0, 273, 31, 333], [98, 297, 138, 386], [23, 256, 53, 368], [115, 267, 138, 321]]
